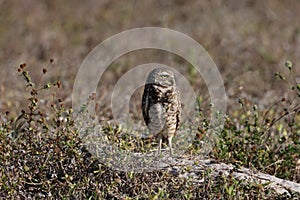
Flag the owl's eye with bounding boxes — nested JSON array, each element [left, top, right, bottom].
[[161, 74, 169, 78]]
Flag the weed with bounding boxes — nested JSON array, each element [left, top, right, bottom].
[[0, 60, 299, 198]]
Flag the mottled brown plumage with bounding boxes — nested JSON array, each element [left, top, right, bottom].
[[142, 68, 181, 155]]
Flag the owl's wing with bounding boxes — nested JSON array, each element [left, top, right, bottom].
[[176, 89, 181, 130], [142, 84, 150, 125]]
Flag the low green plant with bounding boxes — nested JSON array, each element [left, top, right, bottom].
[[209, 61, 299, 182], [0, 60, 299, 199]]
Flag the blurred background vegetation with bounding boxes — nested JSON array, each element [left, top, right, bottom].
[[1, 0, 300, 114]]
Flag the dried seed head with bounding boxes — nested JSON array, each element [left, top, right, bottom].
[[44, 83, 51, 89], [55, 81, 61, 88], [31, 89, 38, 96], [20, 63, 26, 69], [50, 58, 54, 63], [285, 60, 292, 70], [43, 68, 47, 74]]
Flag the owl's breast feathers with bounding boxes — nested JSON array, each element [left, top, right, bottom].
[[142, 84, 181, 131]]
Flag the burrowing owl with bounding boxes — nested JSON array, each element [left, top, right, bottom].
[[142, 68, 181, 155]]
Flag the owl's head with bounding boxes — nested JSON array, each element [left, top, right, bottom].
[[146, 68, 175, 87]]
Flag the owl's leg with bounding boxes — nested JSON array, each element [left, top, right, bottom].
[[168, 136, 173, 156], [158, 137, 162, 155]]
